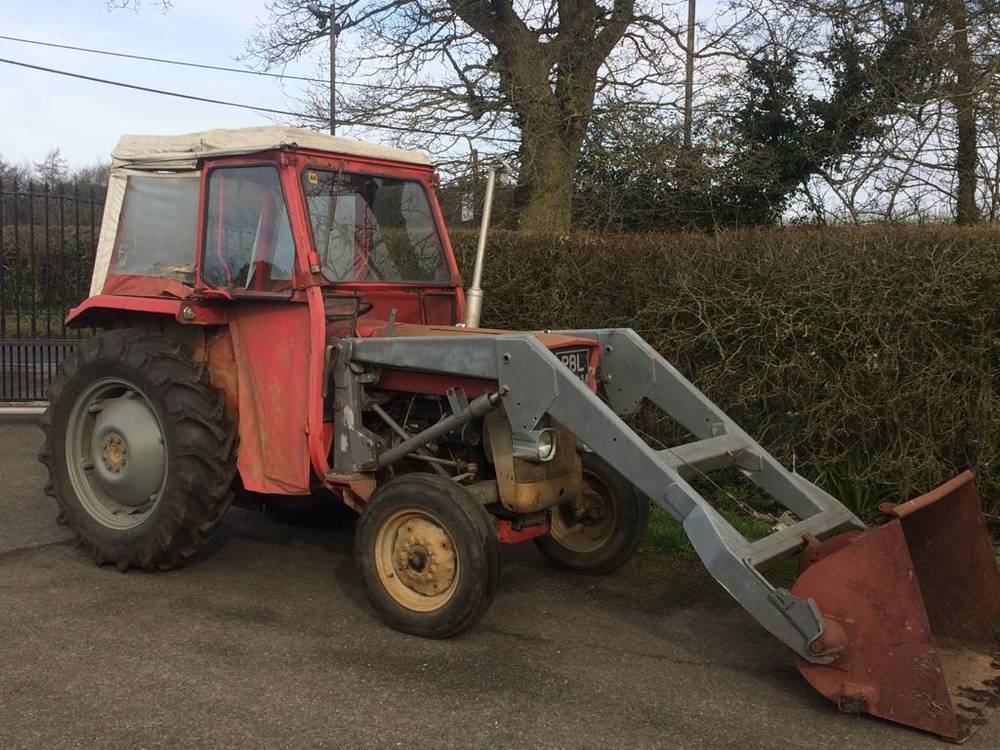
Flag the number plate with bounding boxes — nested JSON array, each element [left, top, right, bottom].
[[555, 347, 590, 381]]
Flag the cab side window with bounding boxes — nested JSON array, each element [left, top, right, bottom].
[[112, 174, 200, 283], [202, 166, 295, 291]]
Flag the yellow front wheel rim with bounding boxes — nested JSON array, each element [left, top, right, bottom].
[[549, 470, 617, 554], [374, 508, 460, 612]]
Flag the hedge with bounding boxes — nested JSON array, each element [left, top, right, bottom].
[[3, 220, 998, 516], [452, 225, 1000, 516], [1, 226, 96, 313]]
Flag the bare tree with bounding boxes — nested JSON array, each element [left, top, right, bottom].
[[0, 156, 32, 186], [72, 161, 112, 189], [721, 0, 1000, 224], [948, 0, 979, 223], [104, 1, 173, 10], [247, 1, 685, 230], [34, 149, 69, 185]]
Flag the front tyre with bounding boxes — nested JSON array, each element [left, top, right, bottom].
[[39, 329, 236, 571], [355, 474, 500, 638], [534, 453, 649, 575]]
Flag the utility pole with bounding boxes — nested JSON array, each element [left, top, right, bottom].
[[683, 0, 696, 151], [308, 3, 340, 135], [679, 0, 697, 225]]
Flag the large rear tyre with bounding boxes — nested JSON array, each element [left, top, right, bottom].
[[355, 474, 500, 638], [39, 329, 236, 571], [534, 453, 649, 575]]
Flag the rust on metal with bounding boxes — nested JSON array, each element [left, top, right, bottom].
[[485, 413, 582, 513], [101, 434, 127, 473], [374, 508, 460, 611], [792, 472, 1000, 740]]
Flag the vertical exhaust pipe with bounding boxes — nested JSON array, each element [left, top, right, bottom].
[[463, 161, 506, 328]]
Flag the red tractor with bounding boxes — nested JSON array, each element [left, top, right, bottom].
[[42, 127, 1000, 739]]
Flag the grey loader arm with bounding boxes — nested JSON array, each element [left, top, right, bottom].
[[349, 328, 863, 663]]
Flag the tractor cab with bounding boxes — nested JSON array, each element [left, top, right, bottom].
[[75, 126, 463, 331]]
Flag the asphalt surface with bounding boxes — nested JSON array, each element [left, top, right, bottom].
[[1, 417, 996, 749]]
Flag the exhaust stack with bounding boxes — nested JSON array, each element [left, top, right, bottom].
[[463, 162, 504, 328]]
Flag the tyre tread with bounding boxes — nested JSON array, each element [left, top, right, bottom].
[[38, 329, 236, 572], [355, 473, 501, 638]]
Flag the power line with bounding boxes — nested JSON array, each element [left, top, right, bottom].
[[0, 57, 519, 144], [0, 33, 676, 123], [0, 33, 383, 90], [0, 34, 676, 126], [0, 56, 316, 116], [0, 33, 673, 116]]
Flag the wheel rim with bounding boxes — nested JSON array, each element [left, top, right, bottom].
[[64, 377, 167, 530], [374, 508, 459, 612], [549, 469, 617, 553]]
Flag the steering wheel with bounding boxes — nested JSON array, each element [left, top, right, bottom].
[[324, 298, 374, 323]]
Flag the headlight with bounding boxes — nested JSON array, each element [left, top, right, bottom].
[[513, 428, 558, 463], [536, 429, 557, 462]]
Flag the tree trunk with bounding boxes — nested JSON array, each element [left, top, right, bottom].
[[447, 0, 635, 231], [950, 0, 979, 225], [516, 130, 583, 231]]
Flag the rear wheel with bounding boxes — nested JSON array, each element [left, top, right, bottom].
[[534, 453, 649, 575], [355, 474, 500, 638], [39, 329, 236, 571]]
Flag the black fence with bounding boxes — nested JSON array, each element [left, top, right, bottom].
[[0, 178, 102, 402], [0, 340, 78, 402]]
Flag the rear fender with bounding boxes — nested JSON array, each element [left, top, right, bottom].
[[67, 295, 312, 496], [65, 294, 225, 329], [65, 296, 225, 375]]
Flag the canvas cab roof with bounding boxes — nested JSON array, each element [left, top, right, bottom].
[[111, 126, 434, 171]]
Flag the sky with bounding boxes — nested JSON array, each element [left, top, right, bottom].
[[0, 1, 328, 169], [0, 1, 713, 173]]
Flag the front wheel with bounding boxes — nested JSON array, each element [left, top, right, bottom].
[[354, 474, 500, 638], [534, 453, 649, 575]]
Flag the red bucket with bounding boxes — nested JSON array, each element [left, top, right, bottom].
[[792, 471, 1000, 740]]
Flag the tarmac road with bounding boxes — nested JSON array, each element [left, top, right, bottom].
[[1, 417, 996, 749]]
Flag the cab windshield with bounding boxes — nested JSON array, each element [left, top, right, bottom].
[[302, 168, 450, 283]]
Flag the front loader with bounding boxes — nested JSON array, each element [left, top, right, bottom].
[[41, 126, 1000, 740]]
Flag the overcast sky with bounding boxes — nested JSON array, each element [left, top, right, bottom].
[[0, 1, 328, 169]]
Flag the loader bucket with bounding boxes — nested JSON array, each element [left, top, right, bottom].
[[791, 471, 1000, 740]]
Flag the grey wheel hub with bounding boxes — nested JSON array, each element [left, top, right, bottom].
[[89, 394, 166, 508], [65, 378, 168, 530]]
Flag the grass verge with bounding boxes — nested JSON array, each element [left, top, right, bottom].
[[642, 504, 801, 587]]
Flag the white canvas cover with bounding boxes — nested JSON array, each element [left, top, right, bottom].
[[110, 126, 433, 170], [91, 126, 433, 294], [91, 170, 129, 296]]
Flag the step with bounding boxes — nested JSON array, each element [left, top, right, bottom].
[[656, 433, 752, 479]]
